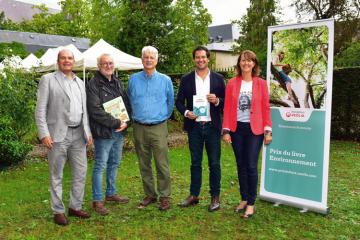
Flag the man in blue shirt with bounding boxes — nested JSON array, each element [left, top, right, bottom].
[[128, 46, 174, 211]]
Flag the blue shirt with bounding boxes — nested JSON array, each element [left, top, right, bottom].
[[128, 70, 174, 124]]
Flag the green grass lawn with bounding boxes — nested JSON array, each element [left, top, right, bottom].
[[0, 140, 359, 239]]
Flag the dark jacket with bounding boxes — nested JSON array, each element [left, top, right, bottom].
[[86, 71, 131, 139], [175, 71, 225, 132]]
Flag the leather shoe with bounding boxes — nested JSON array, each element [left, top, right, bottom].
[[138, 196, 157, 209], [93, 201, 109, 215], [208, 196, 220, 212], [53, 213, 69, 226], [68, 208, 91, 218], [159, 197, 170, 211], [178, 195, 199, 207], [106, 194, 129, 204]]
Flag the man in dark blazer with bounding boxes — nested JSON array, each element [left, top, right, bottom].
[[176, 46, 225, 212]]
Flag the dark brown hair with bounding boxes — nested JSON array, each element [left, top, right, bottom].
[[235, 50, 260, 77], [192, 46, 210, 59]]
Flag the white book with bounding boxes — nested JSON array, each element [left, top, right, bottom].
[[193, 95, 209, 117], [103, 96, 130, 122]]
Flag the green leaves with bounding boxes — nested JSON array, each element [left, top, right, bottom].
[[233, 0, 278, 78]]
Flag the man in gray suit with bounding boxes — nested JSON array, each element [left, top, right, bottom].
[[35, 49, 93, 226]]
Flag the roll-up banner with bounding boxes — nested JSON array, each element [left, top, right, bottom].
[[260, 19, 334, 214]]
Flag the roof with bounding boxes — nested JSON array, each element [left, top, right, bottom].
[[0, 0, 59, 22], [0, 30, 90, 52], [208, 24, 234, 42]]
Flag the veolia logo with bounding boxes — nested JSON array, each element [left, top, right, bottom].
[[285, 111, 305, 118]]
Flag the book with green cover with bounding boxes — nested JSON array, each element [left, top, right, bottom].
[[193, 95, 209, 116], [102, 96, 130, 122]]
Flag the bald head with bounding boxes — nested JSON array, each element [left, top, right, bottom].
[[57, 49, 75, 74]]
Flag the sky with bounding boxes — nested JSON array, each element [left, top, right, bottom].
[[16, 0, 298, 25]]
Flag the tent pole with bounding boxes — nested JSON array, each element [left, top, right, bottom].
[[83, 63, 86, 85]]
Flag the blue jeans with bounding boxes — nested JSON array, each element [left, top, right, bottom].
[[279, 70, 292, 83], [92, 130, 124, 201], [230, 122, 263, 205], [188, 122, 221, 197]]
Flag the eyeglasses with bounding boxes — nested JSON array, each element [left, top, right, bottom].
[[100, 62, 114, 66]]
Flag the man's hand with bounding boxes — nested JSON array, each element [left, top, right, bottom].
[[87, 136, 93, 146], [186, 111, 197, 120], [115, 122, 128, 132], [41, 136, 54, 149], [206, 94, 218, 105], [223, 133, 232, 144]]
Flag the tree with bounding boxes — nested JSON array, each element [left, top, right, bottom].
[[157, 0, 211, 73], [117, 0, 211, 73], [0, 42, 29, 62], [335, 41, 360, 67], [293, 0, 360, 55], [233, 0, 278, 77], [270, 26, 329, 108], [86, 0, 123, 44], [1, 1, 91, 38], [1, 0, 211, 73], [293, 0, 360, 20]]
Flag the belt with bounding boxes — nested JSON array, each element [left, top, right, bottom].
[[134, 120, 165, 126], [68, 125, 80, 129], [196, 121, 210, 125]]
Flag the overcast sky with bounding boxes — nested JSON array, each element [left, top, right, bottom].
[[16, 0, 298, 25]]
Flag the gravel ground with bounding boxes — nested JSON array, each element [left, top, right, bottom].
[[30, 131, 188, 158]]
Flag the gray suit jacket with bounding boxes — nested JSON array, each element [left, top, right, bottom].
[[35, 71, 92, 142]]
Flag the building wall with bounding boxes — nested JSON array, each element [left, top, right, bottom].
[[212, 51, 237, 71]]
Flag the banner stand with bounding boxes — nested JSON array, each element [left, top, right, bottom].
[[260, 19, 334, 215]]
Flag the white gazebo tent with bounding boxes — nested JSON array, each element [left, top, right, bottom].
[[21, 53, 40, 70], [0, 56, 22, 69], [73, 39, 143, 73], [37, 44, 83, 72]]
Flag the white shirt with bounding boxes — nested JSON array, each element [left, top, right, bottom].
[[237, 80, 252, 122], [60, 72, 83, 126], [272, 55, 283, 72], [194, 71, 211, 122]]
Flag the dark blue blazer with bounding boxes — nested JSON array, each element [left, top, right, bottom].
[[175, 71, 225, 132]]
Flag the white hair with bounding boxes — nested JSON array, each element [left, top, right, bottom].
[[97, 53, 114, 66], [141, 46, 158, 60]]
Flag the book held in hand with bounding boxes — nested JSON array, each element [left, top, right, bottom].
[[103, 96, 130, 122], [193, 95, 209, 117]]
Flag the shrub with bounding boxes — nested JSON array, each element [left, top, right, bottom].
[[0, 140, 33, 165], [0, 67, 38, 140], [0, 117, 33, 165]]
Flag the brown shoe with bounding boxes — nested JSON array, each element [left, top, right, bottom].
[[92, 201, 109, 215], [138, 196, 157, 209], [208, 196, 220, 212], [159, 197, 170, 211], [106, 194, 129, 204], [178, 195, 200, 207], [68, 208, 91, 218], [53, 213, 69, 226]]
